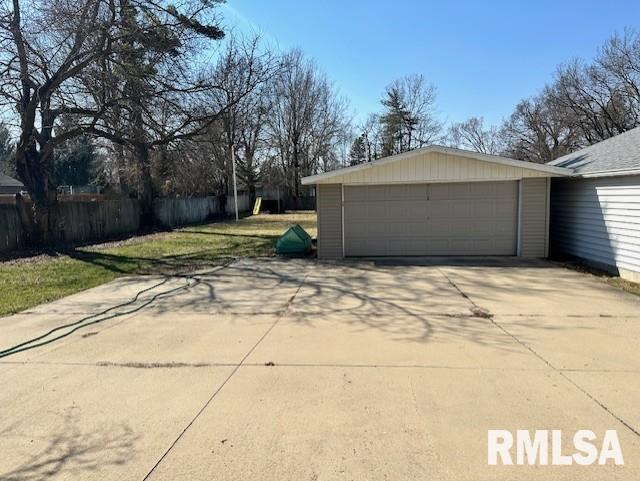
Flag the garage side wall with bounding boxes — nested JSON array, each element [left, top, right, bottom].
[[519, 178, 549, 258], [317, 184, 343, 259]]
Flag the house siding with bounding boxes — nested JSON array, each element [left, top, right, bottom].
[[317, 184, 343, 259], [550, 175, 640, 282], [519, 178, 549, 258]]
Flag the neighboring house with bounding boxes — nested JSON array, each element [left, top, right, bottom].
[[548, 127, 640, 282], [302, 146, 571, 259], [0, 174, 24, 195]]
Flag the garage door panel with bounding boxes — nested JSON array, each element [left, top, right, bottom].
[[406, 203, 428, 218], [367, 222, 389, 236], [367, 201, 388, 214], [473, 200, 495, 217], [428, 201, 452, 218], [494, 219, 517, 234], [343, 186, 366, 202], [388, 202, 415, 220], [495, 202, 517, 217], [367, 185, 387, 200], [451, 201, 474, 217], [450, 183, 474, 198], [495, 181, 518, 197], [493, 238, 517, 252], [390, 238, 422, 254], [345, 220, 368, 237], [469, 183, 493, 196], [344, 181, 517, 256], [397, 222, 428, 236], [429, 220, 453, 236], [386, 184, 428, 200], [429, 183, 451, 199], [362, 238, 389, 256], [450, 239, 475, 252], [347, 203, 369, 219]]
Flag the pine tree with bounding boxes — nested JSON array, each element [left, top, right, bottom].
[[380, 86, 414, 155], [54, 135, 96, 188], [349, 134, 367, 165]]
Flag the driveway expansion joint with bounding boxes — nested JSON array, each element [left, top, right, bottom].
[[141, 271, 309, 481], [436, 267, 640, 440]]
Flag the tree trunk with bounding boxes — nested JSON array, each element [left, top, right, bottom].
[[115, 143, 130, 195], [135, 142, 154, 229], [15, 145, 58, 245], [292, 145, 300, 197]]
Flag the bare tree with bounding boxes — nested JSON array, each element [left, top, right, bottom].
[[549, 60, 631, 143], [448, 117, 503, 154], [0, 0, 236, 236], [206, 36, 278, 207], [501, 94, 578, 163], [501, 30, 640, 162], [83, 0, 234, 226], [598, 30, 640, 125], [266, 49, 349, 195], [0, 0, 118, 241], [361, 113, 384, 161]]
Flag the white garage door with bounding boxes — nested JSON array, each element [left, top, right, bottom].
[[344, 181, 518, 256]]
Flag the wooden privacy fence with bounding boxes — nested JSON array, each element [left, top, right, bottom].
[[0, 199, 141, 252], [280, 196, 316, 211], [0, 194, 252, 253], [152, 195, 250, 228]]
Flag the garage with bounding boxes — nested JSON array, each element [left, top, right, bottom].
[[343, 181, 518, 256], [302, 146, 572, 260]]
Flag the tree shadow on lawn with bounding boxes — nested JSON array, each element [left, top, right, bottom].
[[178, 230, 279, 240], [63, 236, 275, 275]]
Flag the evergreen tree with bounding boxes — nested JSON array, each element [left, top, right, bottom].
[[380, 86, 416, 156], [349, 134, 367, 165], [54, 135, 96, 187]]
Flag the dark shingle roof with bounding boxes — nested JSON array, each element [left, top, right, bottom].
[[547, 126, 640, 175], [0, 174, 23, 187]]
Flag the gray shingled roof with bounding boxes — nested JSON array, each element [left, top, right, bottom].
[[547, 126, 640, 175], [0, 174, 23, 187]]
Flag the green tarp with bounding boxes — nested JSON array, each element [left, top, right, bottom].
[[276, 224, 312, 255]]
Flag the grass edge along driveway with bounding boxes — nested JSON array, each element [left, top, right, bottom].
[[0, 212, 316, 317]]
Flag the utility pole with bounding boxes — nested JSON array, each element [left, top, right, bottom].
[[231, 145, 239, 221]]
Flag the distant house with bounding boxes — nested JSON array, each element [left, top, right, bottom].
[[0, 174, 24, 195], [548, 127, 640, 282]]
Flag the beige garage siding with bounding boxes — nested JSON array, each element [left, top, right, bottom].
[[317, 184, 343, 259], [519, 178, 550, 258], [312, 150, 552, 184]]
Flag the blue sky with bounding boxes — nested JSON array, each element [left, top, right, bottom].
[[220, 0, 640, 127]]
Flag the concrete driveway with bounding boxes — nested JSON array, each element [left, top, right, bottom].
[[1, 257, 640, 480]]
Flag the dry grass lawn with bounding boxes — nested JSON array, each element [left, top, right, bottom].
[[0, 212, 316, 316]]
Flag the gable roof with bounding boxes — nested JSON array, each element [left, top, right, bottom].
[[0, 174, 23, 188], [547, 126, 640, 177], [302, 145, 572, 185]]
